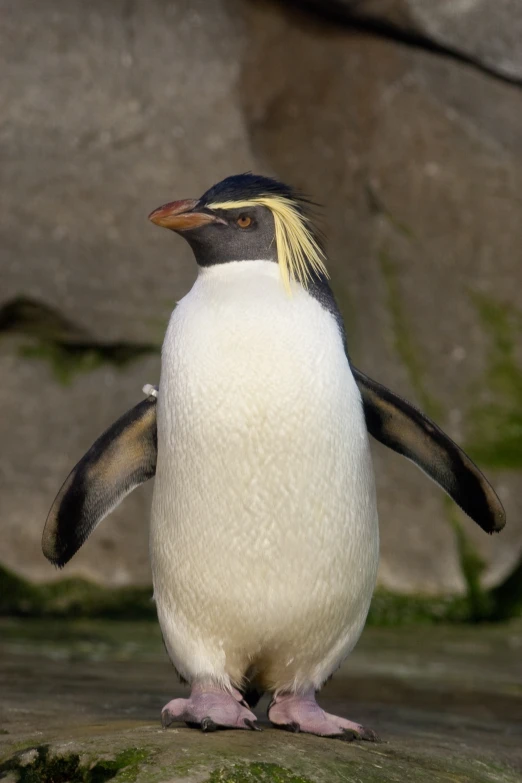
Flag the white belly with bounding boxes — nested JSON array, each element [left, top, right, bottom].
[[150, 260, 379, 692]]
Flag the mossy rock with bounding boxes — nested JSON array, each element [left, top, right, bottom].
[[1, 730, 519, 783], [465, 293, 522, 471], [206, 763, 315, 782], [0, 744, 150, 783]]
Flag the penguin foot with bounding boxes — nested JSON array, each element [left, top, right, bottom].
[[162, 683, 260, 731], [268, 690, 379, 741]]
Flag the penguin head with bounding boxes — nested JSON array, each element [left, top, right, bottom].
[[148, 173, 328, 290]]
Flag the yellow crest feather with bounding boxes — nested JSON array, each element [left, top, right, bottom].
[[207, 196, 328, 292]]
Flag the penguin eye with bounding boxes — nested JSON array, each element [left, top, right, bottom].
[[237, 214, 252, 229]]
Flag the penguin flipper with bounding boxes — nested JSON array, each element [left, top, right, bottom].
[[352, 367, 506, 534], [42, 395, 158, 567]]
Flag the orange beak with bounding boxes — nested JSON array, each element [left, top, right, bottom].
[[148, 199, 224, 231]]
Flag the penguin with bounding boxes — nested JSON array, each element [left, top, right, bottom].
[[43, 173, 505, 740]]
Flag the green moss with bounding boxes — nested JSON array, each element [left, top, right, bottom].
[[88, 748, 150, 783], [0, 295, 160, 385], [0, 564, 155, 620], [0, 744, 149, 783], [367, 588, 469, 626], [444, 498, 493, 622], [465, 293, 522, 470], [19, 340, 159, 386], [379, 249, 442, 421], [491, 556, 522, 621], [207, 763, 314, 783]]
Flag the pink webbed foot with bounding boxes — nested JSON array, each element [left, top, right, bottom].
[[268, 690, 379, 742], [162, 683, 260, 732]]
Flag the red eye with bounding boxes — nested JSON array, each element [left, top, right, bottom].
[[237, 215, 252, 228]]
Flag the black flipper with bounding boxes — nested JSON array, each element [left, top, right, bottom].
[[352, 367, 506, 534], [42, 394, 158, 567]]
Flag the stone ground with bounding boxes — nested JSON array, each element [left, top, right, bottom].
[[0, 619, 520, 782]]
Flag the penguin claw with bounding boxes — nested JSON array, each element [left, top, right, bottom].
[[201, 717, 219, 732], [268, 691, 379, 742], [161, 686, 258, 732], [276, 721, 301, 733], [188, 716, 259, 732], [357, 725, 380, 742], [161, 710, 175, 729], [337, 729, 358, 742]]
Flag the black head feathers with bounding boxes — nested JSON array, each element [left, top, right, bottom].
[[198, 173, 304, 209]]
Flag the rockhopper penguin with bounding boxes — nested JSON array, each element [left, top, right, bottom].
[[43, 174, 505, 740]]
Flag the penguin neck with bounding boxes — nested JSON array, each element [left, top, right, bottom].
[[196, 259, 281, 284], [190, 259, 301, 308]]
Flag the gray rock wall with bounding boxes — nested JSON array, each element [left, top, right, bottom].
[[1, 0, 521, 594], [303, 0, 522, 83]]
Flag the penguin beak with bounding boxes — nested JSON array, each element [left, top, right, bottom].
[[148, 199, 224, 232]]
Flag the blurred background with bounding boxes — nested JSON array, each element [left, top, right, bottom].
[[1, 0, 521, 620]]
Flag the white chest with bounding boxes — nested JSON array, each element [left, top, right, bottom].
[[150, 261, 378, 687], [156, 262, 369, 515]]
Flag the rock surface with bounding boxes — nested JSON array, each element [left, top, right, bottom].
[[0, 0, 254, 344], [303, 0, 522, 83], [0, 618, 521, 782], [1, 0, 521, 593]]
